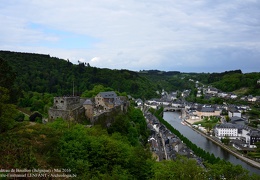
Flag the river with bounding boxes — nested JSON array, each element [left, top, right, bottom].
[[163, 111, 260, 175]]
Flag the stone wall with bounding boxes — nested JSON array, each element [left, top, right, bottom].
[[48, 105, 85, 122], [53, 96, 80, 110], [91, 102, 129, 126]]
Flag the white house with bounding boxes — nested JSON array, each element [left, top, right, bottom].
[[228, 108, 241, 118], [230, 94, 238, 99], [214, 123, 238, 139], [247, 95, 257, 102]]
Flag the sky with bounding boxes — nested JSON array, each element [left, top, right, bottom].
[[1, 0, 260, 73]]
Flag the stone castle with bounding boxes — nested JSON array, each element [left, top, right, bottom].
[[48, 96, 85, 122], [48, 91, 129, 124]]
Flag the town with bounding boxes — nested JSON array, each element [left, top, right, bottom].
[[138, 82, 260, 168], [47, 79, 260, 169]]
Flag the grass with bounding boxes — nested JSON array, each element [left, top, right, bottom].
[[247, 152, 260, 158], [233, 87, 249, 96], [193, 117, 220, 131]]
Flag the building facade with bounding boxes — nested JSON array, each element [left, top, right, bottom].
[[214, 123, 238, 139], [195, 106, 221, 119], [48, 96, 85, 122], [95, 91, 118, 110]]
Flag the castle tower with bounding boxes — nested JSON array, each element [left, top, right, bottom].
[[83, 99, 94, 120]]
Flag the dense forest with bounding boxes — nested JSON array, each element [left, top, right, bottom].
[[0, 51, 158, 101], [1, 50, 259, 104], [139, 69, 260, 96]]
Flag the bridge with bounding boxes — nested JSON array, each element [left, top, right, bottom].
[[163, 106, 184, 112]]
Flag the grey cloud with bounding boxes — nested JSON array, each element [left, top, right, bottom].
[[0, 0, 259, 72]]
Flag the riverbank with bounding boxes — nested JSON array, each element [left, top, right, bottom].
[[184, 120, 260, 170]]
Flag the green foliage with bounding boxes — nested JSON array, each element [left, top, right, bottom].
[[221, 136, 230, 145], [0, 51, 157, 99], [107, 107, 149, 146], [81, 84, 113, 98], [206, 160, 252, 180], [0, 110, 259, 179], [18, 91, 53, 116], [50, 120, 154, 179], [152, 156, 205, 180], [0, 57, 16, 90], [226, 115, 230, 122], [0, 122, 63, 169], [14, 112, 25, 122], [0, 87, 19, 133], [193, 116, 220, 132], [210, 71, 260, 95]]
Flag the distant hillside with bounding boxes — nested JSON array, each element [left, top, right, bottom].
[[1, 51, 259, 99], [0, 51, 157, 99], [209, 71, 260, 95], [138, 69, 260, 96]]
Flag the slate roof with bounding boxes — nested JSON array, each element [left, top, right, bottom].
[[99, 91, 117, 98], [229, 107, 240, 113], [230, 116, 245, 122], [83, 99, 93, 105], [216, 123, 238, 129], [250, 131, 260, 137], [197, 106, 215, 112]]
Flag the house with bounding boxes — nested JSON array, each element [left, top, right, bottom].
[[249, 130, 260, 148], [257, 79, 260, 84], [197, 89, 202, 97], [206, 87, 218, 95], [218, 92, 228, 98], [247, 95, 257, 102], [145, 101, 159, 109], [169, 91, 177, 100], [230, 94, 238, 99], [95, 91, 118, 110], [135, 98, 143, 106], [228, 107, 241, 118], [214, 123, 238, 139], [242, 127, 260, 148], [194, 105, 221, 119]]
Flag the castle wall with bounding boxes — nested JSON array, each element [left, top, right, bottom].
[[48, 108, 70, 121], [53, 96, 80, 110], [91, 101, 129, 125], [48, 96, 85, 122]]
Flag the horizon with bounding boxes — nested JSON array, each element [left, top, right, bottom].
[[1, 49, 256, 74], [1, 1, 260, 73]]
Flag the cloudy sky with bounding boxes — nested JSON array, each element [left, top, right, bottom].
[[1, 0, 260, 73]]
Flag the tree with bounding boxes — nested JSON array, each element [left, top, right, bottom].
[[0, 57, 16, 89], [226, 115, 230, 122], [221, 136, 230, 145], [0, 87, 18, 132], [153, 156, 205, 180]]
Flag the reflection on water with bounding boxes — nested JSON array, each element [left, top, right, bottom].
[[163, 111, 260, 175]]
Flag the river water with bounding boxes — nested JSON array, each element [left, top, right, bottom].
[[163, 111, 260, 175]]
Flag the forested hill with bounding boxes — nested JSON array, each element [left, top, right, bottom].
[[138, 69, 260, 96], [0, 50, 157, 99], [1, 50, 259, 99]]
